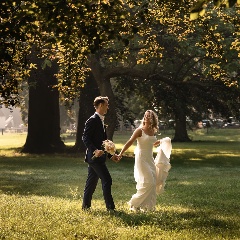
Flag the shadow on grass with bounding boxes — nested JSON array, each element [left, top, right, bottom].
[[1, 151, 240, 239], [88, 208, 238, 233], [1, 149, 239, 197], [171, 154, 240, 168], [0, 154, 87, 197], [1, 142, 240, 216]]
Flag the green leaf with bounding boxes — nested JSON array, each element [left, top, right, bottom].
[[190, 12, 200, 20], [41, 59, 52, 70], [213, 0, 221, 7]]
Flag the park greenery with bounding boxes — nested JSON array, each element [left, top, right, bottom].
[[0, 1, 240, 239], [0, 1, 240, 153], [0, 129, 240, 239]]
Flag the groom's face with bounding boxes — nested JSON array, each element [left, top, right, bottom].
[[101, 100, 109, 115]]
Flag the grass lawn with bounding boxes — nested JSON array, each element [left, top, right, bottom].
[[0, 129, 240, 239]]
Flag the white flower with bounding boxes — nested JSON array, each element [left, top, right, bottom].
[[102, 140, 116, 155]]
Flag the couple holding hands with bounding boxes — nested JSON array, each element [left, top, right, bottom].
[[82, 96, 171, 212]]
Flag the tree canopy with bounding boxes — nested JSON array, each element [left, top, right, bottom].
[[1, 0, 239, 106], [1, 0, 133, 105]]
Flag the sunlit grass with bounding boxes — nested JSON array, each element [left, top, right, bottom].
[[0, 129, 240, 239], [0, 132, 27, 147]]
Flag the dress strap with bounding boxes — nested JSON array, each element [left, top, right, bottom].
[[141, 128, 154, 137]]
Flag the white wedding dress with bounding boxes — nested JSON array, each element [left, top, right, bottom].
[[154, 137, 172, 194], [128, 130, 157, 211], [128, 131, 172, 211]]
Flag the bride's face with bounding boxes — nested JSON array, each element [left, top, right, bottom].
[[144, 111, 151, 124]]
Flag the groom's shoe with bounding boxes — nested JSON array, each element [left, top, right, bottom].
[[82, 204, 91, 211], [107, 208, 119, 215], [107, 205, 116, 213], [107, 208, 115, 211]]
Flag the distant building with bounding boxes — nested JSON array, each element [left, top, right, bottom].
[[0, 106, 24, 130], [0, 109, 5, 129]]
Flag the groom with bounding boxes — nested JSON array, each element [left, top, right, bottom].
[[82, 96, 119, 211]]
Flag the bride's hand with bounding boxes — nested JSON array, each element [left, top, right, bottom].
[[117, 154, 123, 160], [111, 154, 120, 163], [153, 140, 161, 147]]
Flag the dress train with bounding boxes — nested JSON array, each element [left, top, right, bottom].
[[154, 137, 172, 194]]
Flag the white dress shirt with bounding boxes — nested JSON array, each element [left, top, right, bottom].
[[95, 112, 105, 129]]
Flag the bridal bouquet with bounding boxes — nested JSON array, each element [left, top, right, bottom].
[[102, 140, 116, 155], [92, 140, 116, 159]]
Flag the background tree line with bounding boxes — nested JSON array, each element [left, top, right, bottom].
[[0, 0, 239, 153]]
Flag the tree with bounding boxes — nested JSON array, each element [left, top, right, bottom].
[[104, 1, 240, 141], [57, 0, 239, 142], [73, 73, 100, 152], [143, 3, 240, 141], [0, 0, 134, 105], [1, 0, 239, 106], [22, 52, 65, 153], [0, 1, 33, 106], [1, 0, 239, 149], [0, 0, 137, 153]]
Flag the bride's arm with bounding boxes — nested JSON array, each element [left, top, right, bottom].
[[118, 128, 142, 158]]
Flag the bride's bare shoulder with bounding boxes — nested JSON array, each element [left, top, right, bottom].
[[133, 127, 142, 137]]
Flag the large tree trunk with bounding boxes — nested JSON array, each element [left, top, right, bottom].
[[88, 55, 117, 140], [22, 55, 65, 153], [172, 107, 191, 142], [73, 73, 100, 152], [98, 77, 117, 140]]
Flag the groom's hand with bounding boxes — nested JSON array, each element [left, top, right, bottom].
[[94, 149, 104, 157], [111, 154, 120, 163]]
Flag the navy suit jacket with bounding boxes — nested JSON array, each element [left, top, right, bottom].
[[82, 113, 109, 164]]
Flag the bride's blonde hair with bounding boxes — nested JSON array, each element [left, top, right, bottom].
[[140, 110, 159, 133]]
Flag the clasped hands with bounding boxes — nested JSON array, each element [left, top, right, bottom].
[[111, 154, 121, 163], [109, 139, 161, 163], [94, 150, 121, 163]]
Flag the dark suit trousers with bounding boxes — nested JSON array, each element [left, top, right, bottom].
[[82, 162, 115, 210]]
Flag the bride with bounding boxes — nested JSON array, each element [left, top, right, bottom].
[[118, 110, 162, 211]]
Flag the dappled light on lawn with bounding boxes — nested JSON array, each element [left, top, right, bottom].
[[0, 130, 240, 239], [178, 180, 205, 186]]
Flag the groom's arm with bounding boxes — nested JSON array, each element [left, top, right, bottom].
[[82, 117, 98, 152]]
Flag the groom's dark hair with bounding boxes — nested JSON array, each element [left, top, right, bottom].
[[93, 96, 109, 108]]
